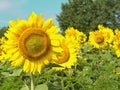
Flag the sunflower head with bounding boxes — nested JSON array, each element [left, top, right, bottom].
[[53, 40, 70, 65], [65, 27, 87, 43], [4, 12, 62, 74], [19, 28, 50, 60], [65, 27, 86, 49], [52, 33, 78, 71], [94, 32, 104, 44], [88, 25, 114, 48], [98, 25, 114, 43], [88, 31, 106, 48]]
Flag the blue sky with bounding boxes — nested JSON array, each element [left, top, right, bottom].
[[0, 0, 68, 27]]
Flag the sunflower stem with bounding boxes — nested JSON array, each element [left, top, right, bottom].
[[61, 78, 65, 90], [30, 74, 35, 90], [61, 72, 65, 90]]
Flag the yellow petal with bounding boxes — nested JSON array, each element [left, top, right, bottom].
[[11, 56, 24, 67], [52, 47, 63, 53], [46, 26, 59, 34], [30, 61, 35, 73], [28, 12, 37, 25], [42, 18, 53, 31], [23, 59, 30, 73], [7, 48, 18, 55], [51, 40, 61, 46], [10, 51, 20, 61], [37, 14, 44, 27], [37, 62, 42, 73]]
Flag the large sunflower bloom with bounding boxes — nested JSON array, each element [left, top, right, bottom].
[[4, 12, 62, 74], [88, 25, 114, 48], [52, 30, 79, 70]]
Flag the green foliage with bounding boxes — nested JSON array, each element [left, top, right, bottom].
[[0, 44, 120, 90], [77, 44, 120, 90], [0, 61, 23, 90], [57, 0, 120, 35]]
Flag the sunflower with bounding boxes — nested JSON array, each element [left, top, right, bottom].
[[65, 27, 87, 49], [113, 29, 120, 57], [65, 27, 87, 42], [98, 25, 114, 44], [88, 25, 114, 48], [88, 30, 106, 48], [114, 29, 120, 42], [4, 12, 62, 74], [113, 41, 120, 57], [52, 29, 79, 70]]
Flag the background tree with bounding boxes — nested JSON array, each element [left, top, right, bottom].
[[57, 0, 120, 35]]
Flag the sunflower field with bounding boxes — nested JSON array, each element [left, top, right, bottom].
[[0, 12, 120, 90]]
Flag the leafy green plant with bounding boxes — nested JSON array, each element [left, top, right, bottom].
[[0, 44, 120, 90]]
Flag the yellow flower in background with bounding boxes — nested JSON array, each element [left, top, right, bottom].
[[65, 27, 87, 48], [52, 32, 79, 71], [113, 29, 120, 57], [88, 30, 106, 48], [88, 25, 114, 48], [98, 25, 114, 43], [113, 41, 120, 57], [65, 27, 87, 43], [114, 29, 120, 41], [4, 12, 62, 74]]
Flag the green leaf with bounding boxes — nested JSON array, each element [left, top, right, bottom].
[[1, 68, 22, 77], [115, 67, 120, 74], [20, 86, 29, 90], [47, 63, 63, 68], [1, 72, 11, 77], [35, 84, 48, 90], [10, 68, 22, 76], [47, 82, 61, 90]]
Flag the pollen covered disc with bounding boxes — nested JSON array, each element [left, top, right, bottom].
[[19, 28, 50, 60], [95, 35, 104, 44]]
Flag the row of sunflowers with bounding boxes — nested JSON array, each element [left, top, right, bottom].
[[0, 12, 120, 75]]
